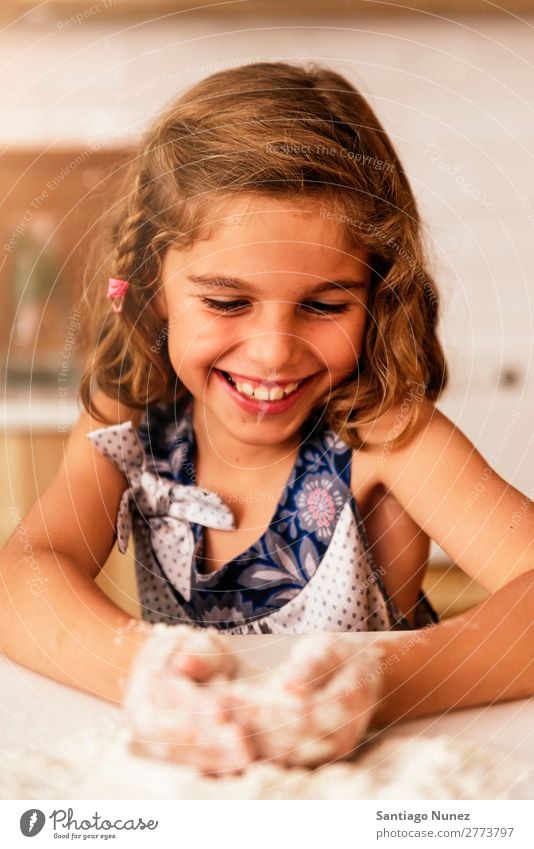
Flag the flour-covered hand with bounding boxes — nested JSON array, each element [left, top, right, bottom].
[[123, 625, 254, 775], [233, 635, 383, 767]]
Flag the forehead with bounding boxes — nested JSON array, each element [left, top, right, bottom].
[[180, 194, 369, 280]]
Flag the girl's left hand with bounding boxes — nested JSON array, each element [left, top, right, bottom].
[[233, 635, 383, 768]]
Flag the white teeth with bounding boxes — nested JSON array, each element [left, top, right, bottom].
[[253, 385, 271, 401], [283, 382, 299, 395], [269, 386, 285, 401], [232, 377, 302, 401]]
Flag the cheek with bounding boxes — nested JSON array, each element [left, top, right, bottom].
[[168, 314, 230, 368], [317, 317, 367, 370]]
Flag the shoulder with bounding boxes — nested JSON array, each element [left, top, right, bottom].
[[350, 399, 456, 492], [356, 397, 440, 448], [351, 397, 534, 590], [30, 392, 145, 578], [60, 390, 145, 491], [82, 390, 144, 430]]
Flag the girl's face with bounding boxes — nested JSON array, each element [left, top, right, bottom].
[[157, 195, 371, 451]]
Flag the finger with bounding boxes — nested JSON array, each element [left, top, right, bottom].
[[169, 652, 219, 681], [168, 638, 236, 682], [281, 648, 344, 692]]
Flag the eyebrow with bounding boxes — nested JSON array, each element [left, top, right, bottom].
[[187, 274, 370, 295]]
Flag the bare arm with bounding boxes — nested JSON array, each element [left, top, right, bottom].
[[0, 539, 149, 703], [372, 568, 534, 727], [359, 402, 533, 721], [0, 393, 150, 704], [359, 400, 533, 591]]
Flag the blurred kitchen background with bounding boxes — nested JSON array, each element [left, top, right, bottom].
[[1, 0, 533, 618]]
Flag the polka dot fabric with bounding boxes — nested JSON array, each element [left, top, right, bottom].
[[87, 421, 235, 602], [87, 403, 440, 632]]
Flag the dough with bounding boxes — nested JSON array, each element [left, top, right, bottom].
[[124, 628, 384, 769]]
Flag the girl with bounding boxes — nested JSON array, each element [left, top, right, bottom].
[[1, 62, 532, 773]]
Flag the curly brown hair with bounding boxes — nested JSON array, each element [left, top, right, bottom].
[[79, 60, 447, 449]]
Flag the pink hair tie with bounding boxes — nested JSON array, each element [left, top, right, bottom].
[[107, 277, 129, 313]]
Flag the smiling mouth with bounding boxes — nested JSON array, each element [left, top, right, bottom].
[[216, 369, 309, 401]]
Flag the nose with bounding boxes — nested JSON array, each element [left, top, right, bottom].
[[241, 306, 306, 377]]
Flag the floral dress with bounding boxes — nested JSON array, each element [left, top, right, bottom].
[[87, 392, 439, 633]]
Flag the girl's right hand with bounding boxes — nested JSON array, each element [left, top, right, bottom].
[[123, 626, 254, 775]]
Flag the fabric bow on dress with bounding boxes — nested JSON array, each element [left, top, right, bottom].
[[87, 421, 236, 602]]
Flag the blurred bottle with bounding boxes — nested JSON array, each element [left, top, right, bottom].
[[7, 214, 67, 385]]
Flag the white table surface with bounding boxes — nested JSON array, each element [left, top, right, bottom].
[[1, 646, 533, 799]]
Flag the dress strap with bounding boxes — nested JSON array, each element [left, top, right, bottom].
[[87, 420, 146, 481], [87, 420, 236, 600]]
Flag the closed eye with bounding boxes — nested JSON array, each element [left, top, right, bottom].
[[199, 297, 351, 316], [303, 301, 351, 315]]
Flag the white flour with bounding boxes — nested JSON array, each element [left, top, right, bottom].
[[2, 632, 530, 799], [0, 719, 529, 800]]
